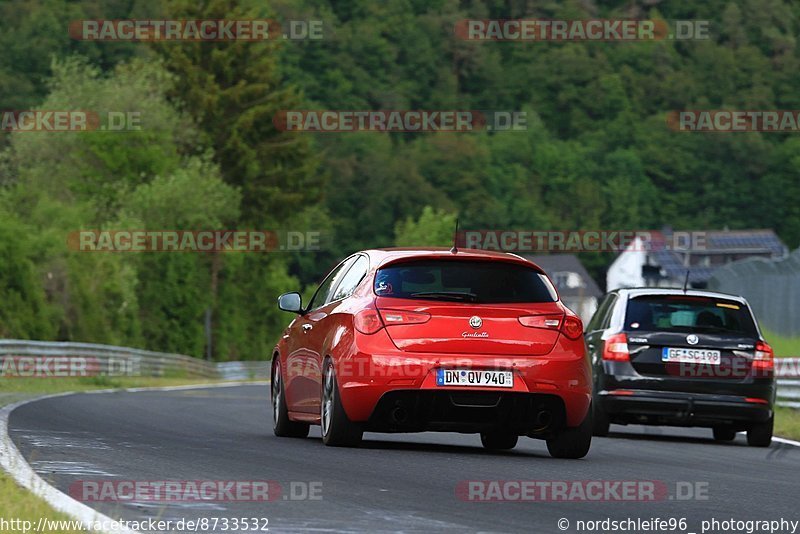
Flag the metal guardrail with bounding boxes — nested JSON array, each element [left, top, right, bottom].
[[0, 339, 268, 379], [777, 357, 800, 408], [777, 381, 800, 409], [774, 359, 798, 409], [217, 361, 270, 380], [0, 340, 796, 407]]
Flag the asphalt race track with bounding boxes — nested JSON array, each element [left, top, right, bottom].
[[8, 385, 800, 533]]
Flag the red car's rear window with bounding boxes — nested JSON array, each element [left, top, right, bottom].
[[374, 260, 558, 304]]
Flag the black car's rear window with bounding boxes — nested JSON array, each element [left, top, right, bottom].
[[625, 295, 757, 337], [374, 260, 557, 303]]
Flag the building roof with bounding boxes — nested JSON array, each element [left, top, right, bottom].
[[523, 254, 602, 299], [702, 229, 787, 254], [649, 229, 787, 284]]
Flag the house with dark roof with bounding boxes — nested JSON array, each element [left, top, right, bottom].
[[524, 254, 602, 323], [607, 228, 788, 291]]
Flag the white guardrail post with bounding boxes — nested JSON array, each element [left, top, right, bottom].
[[0, 339, 270, 380]]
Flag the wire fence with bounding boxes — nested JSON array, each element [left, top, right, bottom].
[[708, 248, 800, 338]]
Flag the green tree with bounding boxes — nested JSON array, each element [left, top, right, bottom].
[[395, 206, 457, 247], [0, 212, 55, 340], [124, 158, 240, 356], [151, 0, 322, 227]]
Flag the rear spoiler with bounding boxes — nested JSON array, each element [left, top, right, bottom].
[[377, 254, 546, 274]]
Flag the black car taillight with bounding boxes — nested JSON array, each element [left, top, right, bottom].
[[602, 333, 630, 361], [752, 341, 774, 374]]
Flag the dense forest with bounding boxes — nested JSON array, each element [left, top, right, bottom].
[[1, 0, 798, 359]]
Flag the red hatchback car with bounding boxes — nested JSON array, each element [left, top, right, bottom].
[[272, 248, 593, 458]]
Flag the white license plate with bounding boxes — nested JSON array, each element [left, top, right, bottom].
[[661, 347, 721, 365], [436, 369, 513, 388]]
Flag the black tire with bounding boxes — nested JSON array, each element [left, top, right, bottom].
[[712, 427, 736, 442], [747, 416, 773, 447], [321, 360, 363, 447], [271, 360, 310, 438], [547, 406, 593, 459], [592, 396, 610, 437], [480, 432, 518, 450]]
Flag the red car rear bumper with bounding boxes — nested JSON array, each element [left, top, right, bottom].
[[334, 329, 592, 428]]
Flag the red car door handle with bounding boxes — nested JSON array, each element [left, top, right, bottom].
[[301, 323, 313, 333]]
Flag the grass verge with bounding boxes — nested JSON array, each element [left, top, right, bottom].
[[0, 473, 86, 533], [775, 406, 800, 441], [763, 329, 800, 358], [0, 376, 257, 533]]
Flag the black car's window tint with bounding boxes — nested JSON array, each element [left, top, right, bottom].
[[600, 295, 618, 329], [587, 294, 614, 332], [330, 255, 369, 302], [308, 257, 356, 310], [625, 296, 757, 337], [373, 260, 557, 303]]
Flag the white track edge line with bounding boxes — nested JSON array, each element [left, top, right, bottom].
[[772, 436, 800, 447], [0, 381, 269, 534]]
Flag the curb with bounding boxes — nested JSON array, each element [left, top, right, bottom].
[[0, 381, 268, 534]]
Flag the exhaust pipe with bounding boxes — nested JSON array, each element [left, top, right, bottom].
[[391, 406, 408, 424], [534, 410, 552, 428]]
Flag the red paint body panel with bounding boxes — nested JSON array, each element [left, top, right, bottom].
[[274, 248, 592, 432], [376, 296, 564, 355]]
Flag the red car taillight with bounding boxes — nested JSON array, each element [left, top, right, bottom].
[[354, 307, 431, 335], [753, 341, 774, 373], [518, 314, 562, 329], [602, 333, 630, 361], [354, 308, 384, 335], [518, 314, 583, 340], [561, 316, 583, 340], [379, 309, 431, 326]]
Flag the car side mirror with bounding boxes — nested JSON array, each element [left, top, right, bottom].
[[278, 292, 303, 314]]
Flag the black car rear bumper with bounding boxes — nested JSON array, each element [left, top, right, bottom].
[[598, 389, 772, 427]]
